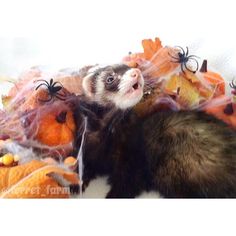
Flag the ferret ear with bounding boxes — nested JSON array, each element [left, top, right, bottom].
[[79, 65, 94, 78], [80, 65, 97, 99], [82, 74, 95, 98]]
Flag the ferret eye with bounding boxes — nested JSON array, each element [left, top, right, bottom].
[[106, 76, 115, 84]]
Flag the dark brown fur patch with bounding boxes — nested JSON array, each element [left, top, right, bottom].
[[81, 107, 236, 198], [104, 76, 120, 92], [104, 64, 130, 92], [112, 64, 130, 75], [90, 75, 97, 93], [91, 64, 131, 93], [143, 111, 236, 197]]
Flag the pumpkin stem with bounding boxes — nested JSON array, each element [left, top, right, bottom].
[[56, 111, 67, 123], [200, 59, 208, 73]]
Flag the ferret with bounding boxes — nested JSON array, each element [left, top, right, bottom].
[[75, 63, 236, 198]]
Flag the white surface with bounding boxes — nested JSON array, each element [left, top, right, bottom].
[[0, 0, 236, 87], [0, 0, 236, 77], [0, 0, 236, 198], [83, 177, 161, 198]]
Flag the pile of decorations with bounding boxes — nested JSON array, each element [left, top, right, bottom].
[[0, 37, 235, 198]]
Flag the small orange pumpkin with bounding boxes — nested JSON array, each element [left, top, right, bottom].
[[35, 109, 76, 147], [199, 60, 225, 97], [204, 95, 236, 128], [19, 88, 50, 112]]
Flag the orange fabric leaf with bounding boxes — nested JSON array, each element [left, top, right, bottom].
[[142, 38, 162, 60], [0, 160, 79, 198], [203, 71, 225, 96]]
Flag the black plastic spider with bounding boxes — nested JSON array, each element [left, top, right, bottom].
[[35, 78, 66, 102], [169, 46, 199, 74]]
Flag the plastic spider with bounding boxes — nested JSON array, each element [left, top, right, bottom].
[[169, 46, 199, 74], [35, 78, 66, 102], [229, 79, 236, 96]]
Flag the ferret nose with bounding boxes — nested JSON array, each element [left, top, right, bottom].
[[130, 69, 140, 79]]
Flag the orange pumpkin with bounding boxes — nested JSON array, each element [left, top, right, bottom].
[[2, 83, 50, 113], [19, 88, 50, 112], [35, 109, 76, 147], [199, 60, 225, 97], [204, 95, 236, 128], [0, 160, 79, 198]]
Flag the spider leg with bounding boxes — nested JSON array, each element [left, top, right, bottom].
[[56, 91, 66, 97], [49, 78, 54, 86], [180, 63, 185, 73], [52, 81, 64, 88], [195, 60, 199, 72], [168, 52, 181, 64], [55, 94, 66, 99], [175, 46, 185, 56], [186, 47, 189, 56], [170, 56, 180, 61], [188, 58, 199, 73], [55, 94, 66, 101], [35, 83, 47, 90], [34, 79, 50, 87], [232, 80, 236, 87], [184, 62, 196, 74], [168, 52, 179, 60], [38, 94, 53, 103], [188, 55, 200, 59], [58, 87, 69, 97], [230, 79, 236, 89], [171, 60, 180, 64]]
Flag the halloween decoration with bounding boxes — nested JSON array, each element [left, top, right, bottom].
[[0, 153, 15, 166], [168, 46, 199, 73], [34, 109, 76, 147], [0, 36, 235, 198], [0, 160, 79, 198], [123, 38, 231, 123], [35, 78, 66, 102]]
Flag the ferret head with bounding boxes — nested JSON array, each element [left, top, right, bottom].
[[82, 64, 144, 109]]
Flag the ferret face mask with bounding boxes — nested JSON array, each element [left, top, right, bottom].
[[82, 64, 144, 109]]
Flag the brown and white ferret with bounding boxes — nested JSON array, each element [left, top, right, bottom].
[[75, 63, 236, 198]]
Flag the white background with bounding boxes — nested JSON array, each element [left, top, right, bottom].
[[0, 0, 236, 77], [0, 0, 236, 235]]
